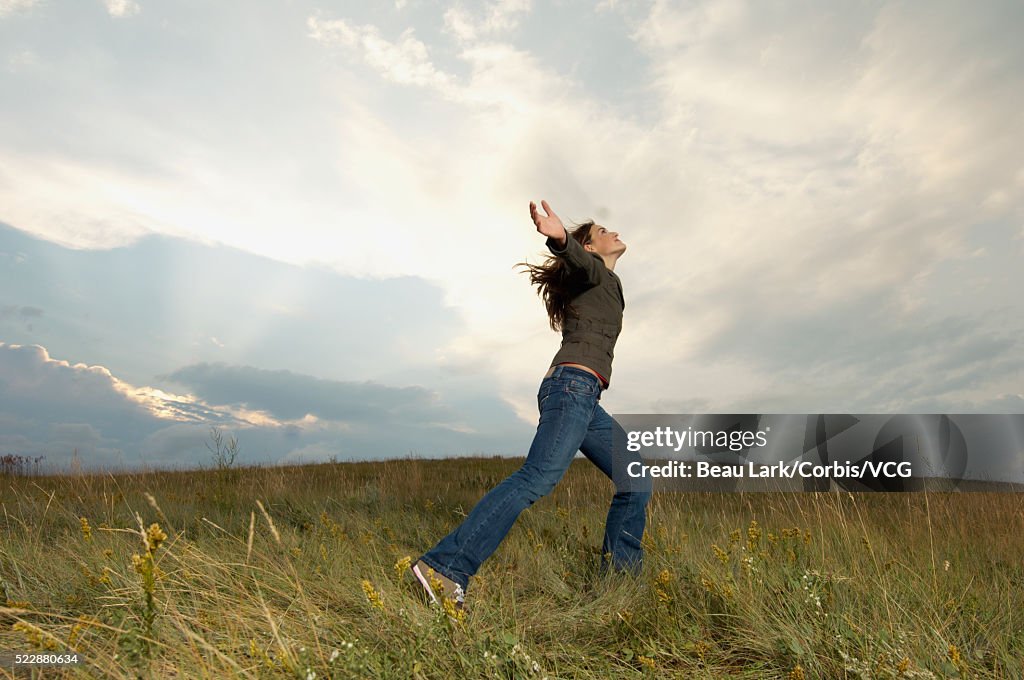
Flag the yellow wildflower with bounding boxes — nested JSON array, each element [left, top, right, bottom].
[[13, 621, 58, 651], [361, 579, 384, 610], [394, 556, 412, 580], [747, 519, 761, 549], [442, 596, 465, 623], [426, 572, 443, 595], [145, 523, 167, 552]]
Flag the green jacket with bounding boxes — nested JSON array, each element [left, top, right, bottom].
[[544, 233, 625, 388]]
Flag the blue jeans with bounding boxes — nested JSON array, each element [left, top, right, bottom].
[[418, 365, 652, 591]]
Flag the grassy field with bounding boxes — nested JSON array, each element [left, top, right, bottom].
[[1, 456, 1022, 678]]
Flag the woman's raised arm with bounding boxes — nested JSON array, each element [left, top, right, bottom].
[[530, 199, 602, 284], [530, 200, 566, 245]]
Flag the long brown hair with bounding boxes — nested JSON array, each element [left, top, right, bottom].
[[514, 220, 597, 332]]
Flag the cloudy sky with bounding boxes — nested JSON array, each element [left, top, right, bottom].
[[1, 0, 1022, 472]]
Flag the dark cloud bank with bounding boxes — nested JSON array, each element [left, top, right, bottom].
[[0, 223, 534, 471]]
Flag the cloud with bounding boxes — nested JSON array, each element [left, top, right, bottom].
[[0, 304, 43, 321], [279, 441, 342, 465], [103, 0, 139, 18], [140, 423, 215, 463], [160, 362, 456, 425], [0, 342, 241, 430], [443, 0, 531, 44], [0, 343, 179, 468], [0, 341, 533, 470], [0, 222, 467, 390], [307, 6, 571, 112], [585, 0, 1024, 411], [307, 16, 457, 93], [0, 0, 36, 19]]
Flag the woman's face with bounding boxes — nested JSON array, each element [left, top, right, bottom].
[[585, 224, 626, 257]]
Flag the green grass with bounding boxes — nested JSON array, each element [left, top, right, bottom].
[[1, 457, 1022, 678]]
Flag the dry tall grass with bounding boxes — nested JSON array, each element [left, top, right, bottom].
[[1, 457, 1022, 678]]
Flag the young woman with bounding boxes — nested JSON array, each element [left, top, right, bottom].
[[413, 199, 652, 610]]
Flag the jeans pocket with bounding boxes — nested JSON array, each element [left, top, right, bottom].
[[538, 384, 557, 411], [564, 377, 598, 397]]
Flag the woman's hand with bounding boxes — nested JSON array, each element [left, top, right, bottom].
[[530, 200, 566, 245]]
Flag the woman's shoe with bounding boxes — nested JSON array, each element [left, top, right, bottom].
[[412, 560, 467, 613]]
